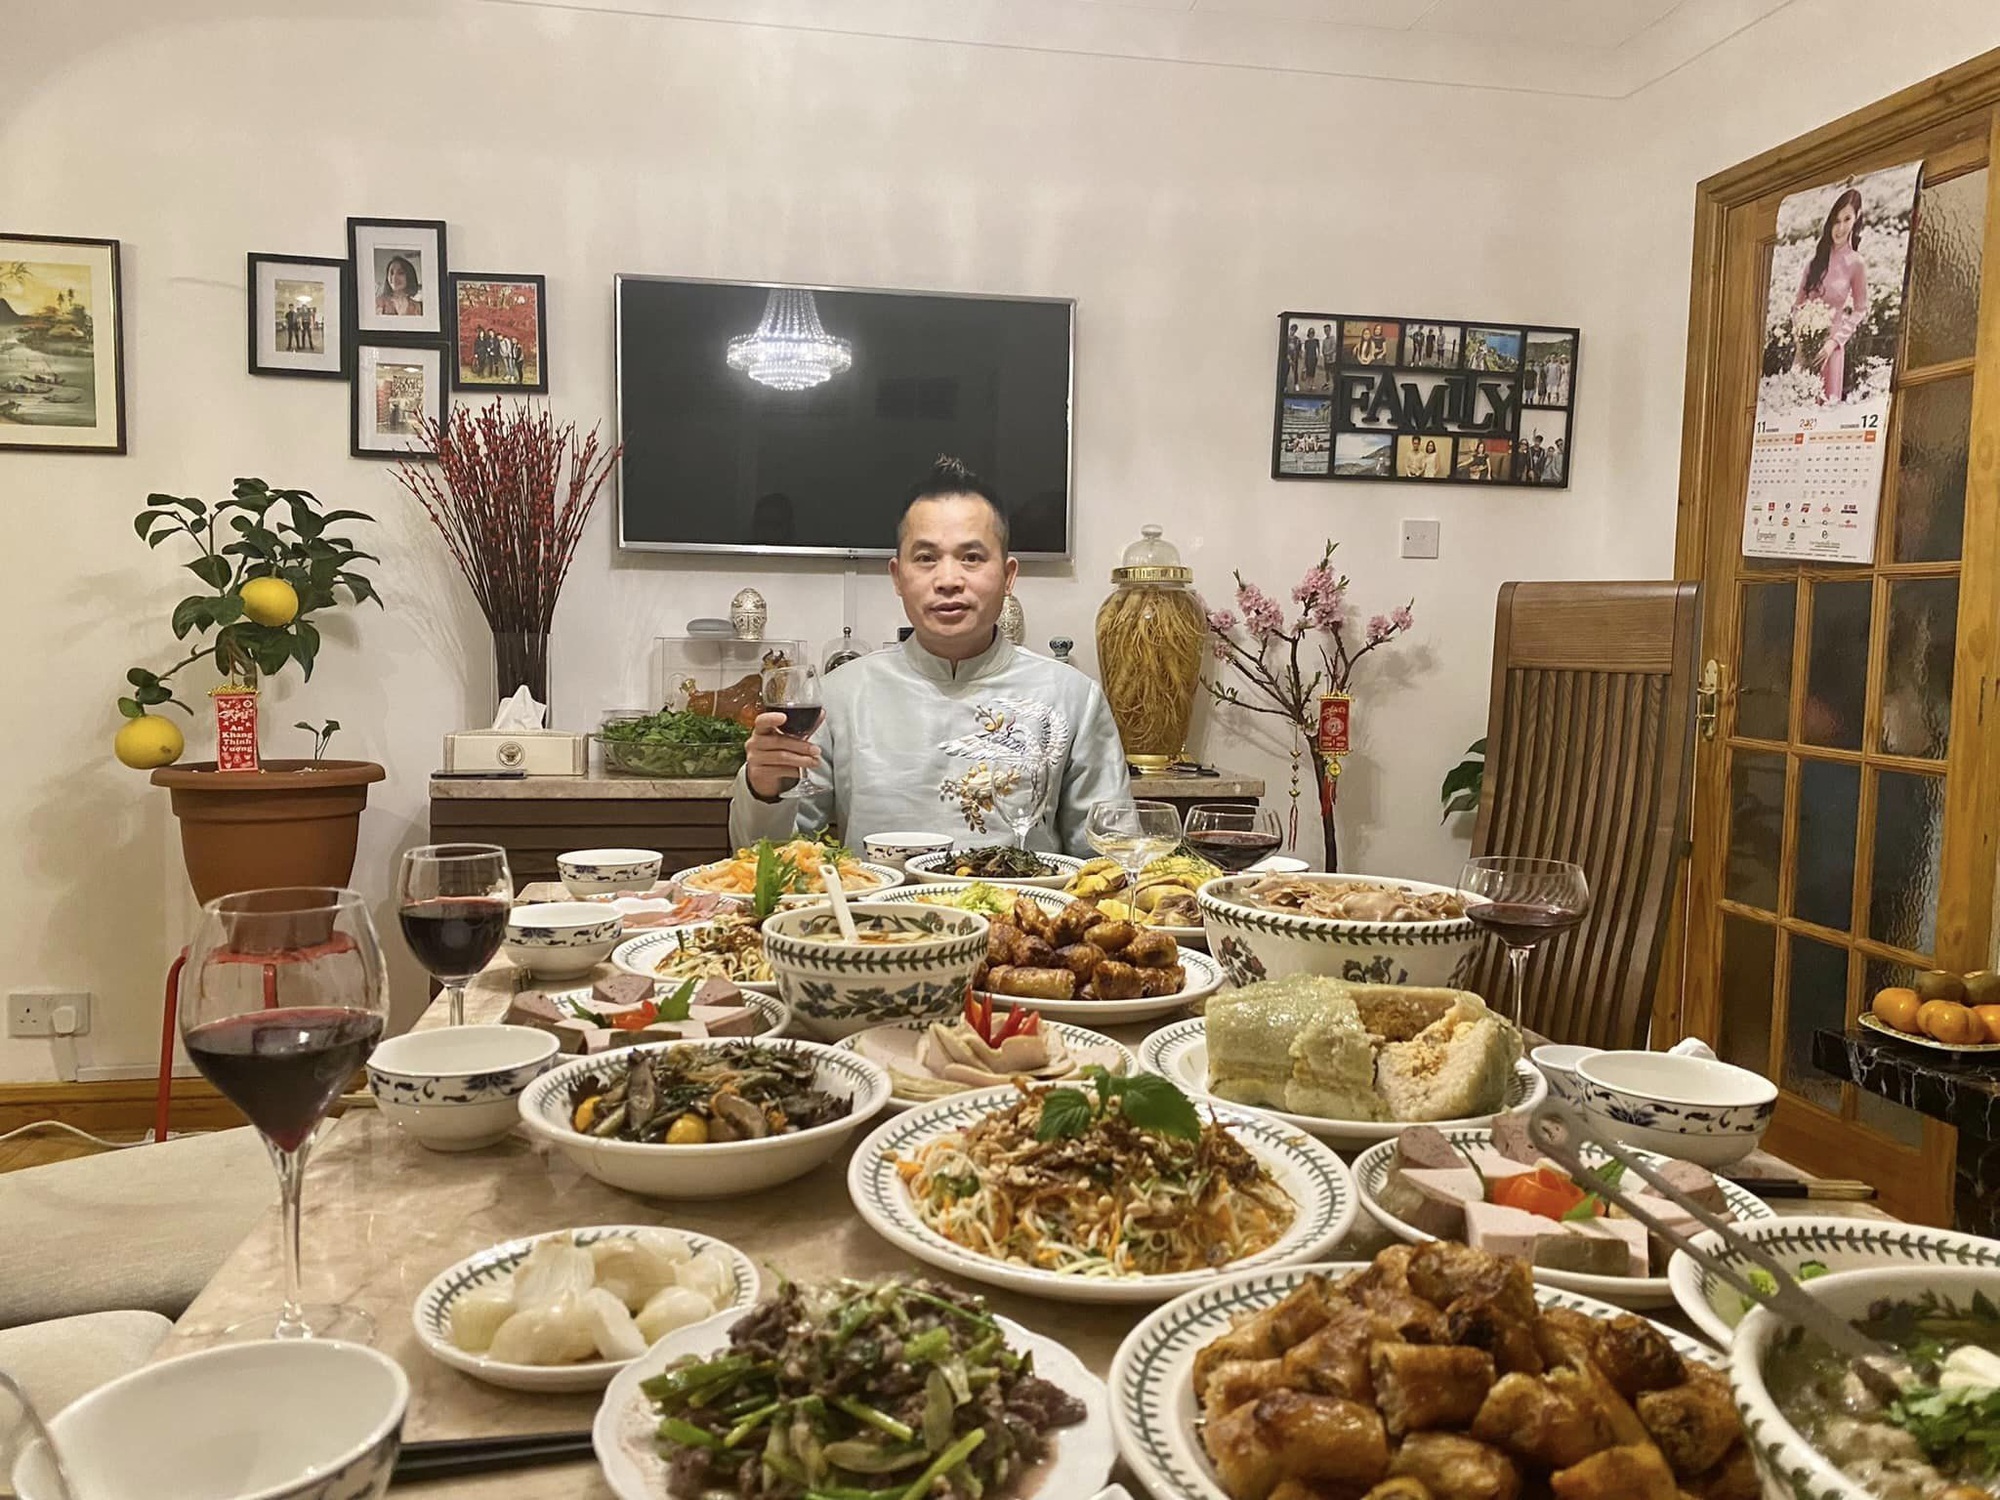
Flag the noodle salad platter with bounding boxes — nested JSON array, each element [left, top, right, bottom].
[[846, 1073, 1356, 1304]]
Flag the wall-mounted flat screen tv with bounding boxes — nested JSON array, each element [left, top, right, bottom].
[[615, 276, 1074, 559]]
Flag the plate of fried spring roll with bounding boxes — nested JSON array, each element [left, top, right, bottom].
[[972, 893, 1224, 1025]]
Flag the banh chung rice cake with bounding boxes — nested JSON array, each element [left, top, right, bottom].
[[1205, 977, 1521, 1123]]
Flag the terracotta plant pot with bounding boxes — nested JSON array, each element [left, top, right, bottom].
[[151, 759, 387, 904]]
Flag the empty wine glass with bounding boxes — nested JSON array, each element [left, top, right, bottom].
[[760, 660, 825, 802], [1459, 855, 1590, 1030], [397, 844, 512, 1026], [1185, 803, 1285, 873], [1086, 799, 1182, 902], [1, 1370, 74, 1500], [992, 759, 1054, 850], [180, 887, 389, 1343]]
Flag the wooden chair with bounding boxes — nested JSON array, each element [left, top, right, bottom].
[[1469, 582, 1702, 1051]]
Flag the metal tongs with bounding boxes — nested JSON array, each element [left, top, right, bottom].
[[1526, 1099, 1914, 1403]]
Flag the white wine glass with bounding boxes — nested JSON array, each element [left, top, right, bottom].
[[1085, 799, 1181, 900]]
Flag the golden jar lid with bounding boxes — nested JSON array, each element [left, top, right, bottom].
[[1110, 524, 1193, 584]]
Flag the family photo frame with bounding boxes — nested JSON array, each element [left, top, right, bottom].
[[1272, 311, 1579, 488], [449, 271, 547, 393], [247, 252, 347, 378], [352, 338, 447, 459], [0, 232, 126, 454]]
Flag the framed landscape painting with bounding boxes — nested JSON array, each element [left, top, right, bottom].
[[0, 234, 125, 453], [450, 271, 546, 392]]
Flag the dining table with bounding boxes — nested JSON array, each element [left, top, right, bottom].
[[153, 883, 1896, 1497]]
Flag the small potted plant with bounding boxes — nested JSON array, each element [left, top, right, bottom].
[[118, 479, 386, 902]]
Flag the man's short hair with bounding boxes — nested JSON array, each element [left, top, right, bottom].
[[897, 455, 1009, 553]]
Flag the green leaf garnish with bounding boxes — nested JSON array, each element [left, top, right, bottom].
[[750, 840, 801, 922], [1035, 1088, 1094, 1142], [1109, 1072, 1202, 1141], [658, 977, 697, 1023]]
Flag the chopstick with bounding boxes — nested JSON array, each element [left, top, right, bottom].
[[1725, 1176, 1877, 1201], [391, 1431, 596, 1484]]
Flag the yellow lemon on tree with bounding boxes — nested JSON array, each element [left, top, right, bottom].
[[240, 576, 299, 627], [114, 713, 184, 769]]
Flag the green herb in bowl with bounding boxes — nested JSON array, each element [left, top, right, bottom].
[[598, 710, 751, 778]]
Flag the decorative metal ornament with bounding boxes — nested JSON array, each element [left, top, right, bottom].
[[729, 587, 767, 641]]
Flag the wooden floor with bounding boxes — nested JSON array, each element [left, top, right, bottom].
[[0, 1128, 129, 1174]]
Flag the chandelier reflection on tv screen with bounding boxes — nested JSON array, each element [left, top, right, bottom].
[[725, 288, 854, 391]]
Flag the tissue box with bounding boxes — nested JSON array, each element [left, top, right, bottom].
[[442, 729, 587, 775]]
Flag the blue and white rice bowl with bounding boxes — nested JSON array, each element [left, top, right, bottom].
[[367, 1024, 560, 1151], [1195, 872, 1479, 990], [760, 902, 990, 1040], [558, 848, 663, 897], [503, 901, 623, 978], [1575, 1050, 1776, 1168]]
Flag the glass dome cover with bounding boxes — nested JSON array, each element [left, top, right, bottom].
[[1110, 524, 1192, 585]]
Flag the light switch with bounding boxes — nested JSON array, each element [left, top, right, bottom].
[[1401, 519, 1441, 559]]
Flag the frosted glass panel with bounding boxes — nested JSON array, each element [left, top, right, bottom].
[[1793, 759, 1858, 932], [1870, 769, 1945, 956], [1737, 582, 1795, 742], [1725, 751, 1785, 912], [1718, 915, 1776, 1078], [1785, 933, 1847, 1113], [1905, 168, 1987, 368], [1803, 581, 1871, 751], [1880, 578, 1957, 760], [1892, 376, 1972, 563]]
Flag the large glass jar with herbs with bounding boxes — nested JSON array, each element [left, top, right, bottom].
[[1094, 524, 1203, 769]]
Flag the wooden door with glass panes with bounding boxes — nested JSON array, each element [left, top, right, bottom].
[[1675, 64, 2000, 1226]]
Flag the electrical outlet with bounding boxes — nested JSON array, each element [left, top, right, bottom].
[[1400, 519, 1441, 559], [9, 991, 90, 1038]]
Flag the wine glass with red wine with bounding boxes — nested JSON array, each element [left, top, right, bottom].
[[397, 843, 513, 1026], [179, 887, 389, 1342], [760, 659, 825, 802], [1458, 855, 1590, 1029], [1185, 803, 1285, 873]]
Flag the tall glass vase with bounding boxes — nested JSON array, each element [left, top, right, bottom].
[[493, 629, 549, 718]]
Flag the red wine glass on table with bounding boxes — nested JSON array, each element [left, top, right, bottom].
[[760, 660, 824, 802], [1458, 855, 1590, 1030], [1185, 803, 1285, 873], [398, 843, 512, 1026], [179, 887, 389, 1342]]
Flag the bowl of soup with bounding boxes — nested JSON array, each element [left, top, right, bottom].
[[759, 903, 990, 1041], [1732, 1263, 2000, 1500]]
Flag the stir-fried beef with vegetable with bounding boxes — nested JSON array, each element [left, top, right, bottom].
[[566, 1043, 851, 1145], [646, 1277, 1086, 1500]]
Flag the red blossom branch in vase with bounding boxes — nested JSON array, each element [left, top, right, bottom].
[[391, 400, 621, 711], [1203, 540, 1413, 871]]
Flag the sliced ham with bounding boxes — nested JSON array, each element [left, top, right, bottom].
[[1461, 1200, 1554, 1261], [1569, 1215, 1649, 1278], [1489, 1110, 1540, 1165], [1396, 1125, 1467, 1171], [1395, 1167, 1487, 1211], [1654, 1160, 1728, 1213]]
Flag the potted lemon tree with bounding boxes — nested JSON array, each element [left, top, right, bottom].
[[118, 478, 387, 903]]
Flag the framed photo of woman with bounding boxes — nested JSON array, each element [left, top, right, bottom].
[[348, 217, 446, 337], [449, 272, 547, 393], [0, 233, 125, 453], [247, 253, 346, 378], [352, 338, 447, 459]]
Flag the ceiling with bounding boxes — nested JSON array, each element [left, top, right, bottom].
[[490, 0, 1803, 96]]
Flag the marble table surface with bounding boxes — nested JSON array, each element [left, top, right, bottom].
[[157, 952, 1878, 1498], [1813, 1026, 2000, 1137]]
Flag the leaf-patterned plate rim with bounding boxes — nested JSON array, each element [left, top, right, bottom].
[[845, 1084, 1356, 1304], [410, 1224, 760, 1392], [1351, 1124, 1774, 1313], [1669, 1214, 2000, 1347], [609, 927, 779, 996], [1110, 1260, 1719, 1500], [968, 948, 1224, 1027], [1140, 1017, 1547, 1148]]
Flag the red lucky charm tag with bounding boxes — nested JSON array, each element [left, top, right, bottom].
[[1315, 693, 1351, 757], [213, 687, 260, 772]]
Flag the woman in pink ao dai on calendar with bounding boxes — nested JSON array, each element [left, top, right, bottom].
[[1791, 186, 1870, 403]]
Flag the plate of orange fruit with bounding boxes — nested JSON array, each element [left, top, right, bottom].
[[1863, 969, 2000, 1053]]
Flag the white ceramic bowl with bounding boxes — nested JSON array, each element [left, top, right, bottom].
[[1671, 1215, 2000, 1348], [412, 1224, 761, 1393], [1195, 872, 1479, 989], [861, 831, 955, 871], [1731, 1264, 2000, 1500], [904, 848, 1087, 891], [13, 1339, 408, 1500], [503, 901, 623, 978], [1575, 1049, 1776, 1168], [760, 902, 990, 1040], [516, 1038, 891, 1197], [367, 1024, 560, 1151], [1531, 1042, 1602, 1106], [559, 848, 663, 897]]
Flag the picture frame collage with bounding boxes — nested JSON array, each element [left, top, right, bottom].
[[1272, 312, 1579, 488], [248, 217, 549, 459]]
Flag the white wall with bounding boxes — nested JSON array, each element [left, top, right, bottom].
[[3, 0, 1995, 1079]]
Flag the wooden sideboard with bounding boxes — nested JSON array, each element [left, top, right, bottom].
[[429, 768, 1266, 885]]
